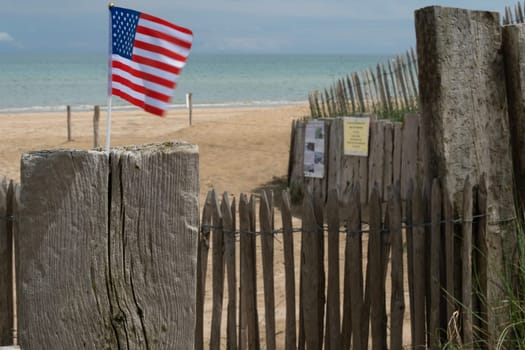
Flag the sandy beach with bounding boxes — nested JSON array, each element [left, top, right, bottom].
[[1, 104, 309, 347], [0, 104, 309, 198], [1, 104, 415, 347]]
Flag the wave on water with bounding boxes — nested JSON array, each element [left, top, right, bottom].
[[0, 99, 307, 114]]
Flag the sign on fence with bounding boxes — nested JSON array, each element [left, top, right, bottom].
[[304, 120, 325, 178], [343, 116, 370, 156]]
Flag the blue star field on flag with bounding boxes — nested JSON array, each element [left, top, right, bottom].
[[111, 8, 140, 59]]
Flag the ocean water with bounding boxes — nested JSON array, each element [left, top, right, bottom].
[[0, 53, 393, 113]]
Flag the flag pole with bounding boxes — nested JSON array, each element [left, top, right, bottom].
[[106, 2, 115, 153], [105, 96, 112, 153]]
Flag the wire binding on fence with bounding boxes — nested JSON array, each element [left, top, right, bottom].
[[0, 215, 14, 222], [199, 213, 512, 239]]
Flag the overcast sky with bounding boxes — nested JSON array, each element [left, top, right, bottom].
[[0, 1, 507, 54]]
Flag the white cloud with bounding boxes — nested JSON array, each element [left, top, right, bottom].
[[0, 32, 13, 42]]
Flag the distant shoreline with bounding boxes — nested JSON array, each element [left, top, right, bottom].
[[0, 100, 308, 115]]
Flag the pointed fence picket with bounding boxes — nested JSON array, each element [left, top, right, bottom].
[[307, 49, 419, 121]]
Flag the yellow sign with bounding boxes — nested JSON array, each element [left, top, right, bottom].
[[343, 116, 370, 156]]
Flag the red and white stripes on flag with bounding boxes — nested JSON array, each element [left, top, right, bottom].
[[109, 6, 193, 116]]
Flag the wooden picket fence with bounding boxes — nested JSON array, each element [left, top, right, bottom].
[[195, 176, 489, 349], [504, 1, 525, 24], [288, 114, 427, 207], [308, 49, 418, 121]]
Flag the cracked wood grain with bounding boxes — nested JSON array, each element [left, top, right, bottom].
[[17, 142, 199, 349]]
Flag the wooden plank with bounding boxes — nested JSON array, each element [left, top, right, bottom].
[[392, 123, 403, 187], [410, 47, 418, 76], [312, 185, 326, 345], [381, 64, 394, 115], [369, 185, 386, 350], [383, 122, 394, 199], [0, 179, 13, 346], [407, 50, 418, 103], [417, 114, 428, 181], [11, 184, 18, 347], [93, 105, 100, 148], [399, 55, 413, 108], [287, 120, 297, 185], [368, 120, 384, 200], [67, 105, 72, 141], [239, 194, 257, 350], [342, 184, 362, 350], [368, 68, 380, 114], [301, 191, 321, 349], [389, 183, 404, 350], [325, 89, 334, 117], [361, 191, 372, 350], [340, 154, 359, 195], [475, 175, 488, 345], [430, 180, 442, 349], [405, 180, 416, 346], [412, 181, 426, 348], [381, 195, 391, 349], [396, 56, 410, 111], [239, 195, 247, 350], [363, 71, 374, 113], [210, 190, 225, 350], [443, 186, 455, 324], [281, 191, 296, 350], [336, 81, 346, 116], [298, 229, 305, 350], [423, 178, 432, 346], [400, 114, 419, 200], [289, 121, 305, 193], [387, 61, 400, 112], [358, 154, 369, 205], [346, 75, 356, 114], [222, 193, 237, 350], [248, 195, 260, 350], [325, 189, 341, 350], [462, 177, 473, 348], [195, 191, 213, 350], [260, 191, 276, 350], [353, 73, 365, 113], [16, 151, 108, 349], [328, 118, 343, 194], [376, 64, 388, 115]]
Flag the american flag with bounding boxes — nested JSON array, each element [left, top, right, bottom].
[[109, 6, 193, 117]]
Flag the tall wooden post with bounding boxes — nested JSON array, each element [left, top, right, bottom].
[[16, 142, 199, 349], [503, 24, 525, 214], [93, 105, 100, 148], [416, 6, 517, 347], [0, 179, 14, 346], [67, 105, 72, 141]]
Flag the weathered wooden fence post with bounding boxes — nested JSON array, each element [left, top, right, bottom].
[[503, 24, 525, 213], [0, 179, 14, 346], [416, 6, 517, 346], [16, 142, 199, 349], [93, 105, 100, 148], [67, 105, 72, 141]]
